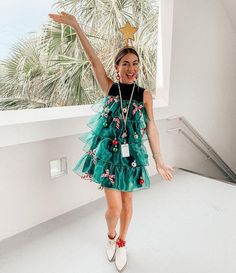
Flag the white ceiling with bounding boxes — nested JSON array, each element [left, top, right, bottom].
[[221, 0, 236, 31]]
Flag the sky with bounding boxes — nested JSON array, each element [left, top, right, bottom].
[[0, 1, 56, 60], [0, 0, 159, 60]]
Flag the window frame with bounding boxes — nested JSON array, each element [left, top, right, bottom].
[[0, 0, 174, 147]]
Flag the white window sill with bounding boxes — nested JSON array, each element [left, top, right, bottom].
[[0, 98, 168, 148]]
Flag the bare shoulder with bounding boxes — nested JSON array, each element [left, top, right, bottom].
[[143, 89, 155, 122], [143, 89, 153, 105]]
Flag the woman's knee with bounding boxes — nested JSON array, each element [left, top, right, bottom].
[[104, 188, 122, 218], [121, 193, 133, 210], [107, 207, 122, 218]]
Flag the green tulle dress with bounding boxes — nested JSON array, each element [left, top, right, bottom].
[[72, 81, 151, 192]]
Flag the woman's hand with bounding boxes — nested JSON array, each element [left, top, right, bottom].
[[48, 11, 77, 28], [155, 156, 174, 181]]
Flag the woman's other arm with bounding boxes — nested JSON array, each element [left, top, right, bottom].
[[48, 12, 113, 96], [143, 90, 174, 181]]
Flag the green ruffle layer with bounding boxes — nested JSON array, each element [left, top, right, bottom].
[[72, 95, 151, 192]]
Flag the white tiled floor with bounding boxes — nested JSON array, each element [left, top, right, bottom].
[[0, 169, 236, 273]]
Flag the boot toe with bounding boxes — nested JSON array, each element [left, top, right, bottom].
[[115, 247, 127, 272]]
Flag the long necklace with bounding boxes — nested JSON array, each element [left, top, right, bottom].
[[118, 81, 135, 157]]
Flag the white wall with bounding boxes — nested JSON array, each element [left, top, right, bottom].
[[0, 136, 105, 241], [165, 0, 236, 171]]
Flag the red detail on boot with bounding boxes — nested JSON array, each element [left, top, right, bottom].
[[116, 238, 126, 248]]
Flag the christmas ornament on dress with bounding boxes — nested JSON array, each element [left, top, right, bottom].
[[98, 184, 104, 190], [131, 160, 137, 168], [132, 102, 143, 116], [86, 149, 97, 164], [104, 106, 109, 112], [101, 169, 115, 184], [113, 117, 120, 129], [101, 112, 108, 118], [122, 130, 128, 138], [134, 132, 139, 139], [141, 128, 146, 137], [112, 138, 119, 152], [80, 172, 92, 181], [101, 106, 110, 117], [103, 111, 113, 127], [105, 95, 119, 106], [138, 176, 144, 185], [103, 121, 109, 127]]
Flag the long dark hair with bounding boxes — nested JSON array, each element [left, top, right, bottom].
[[114, 47, 140, 65]]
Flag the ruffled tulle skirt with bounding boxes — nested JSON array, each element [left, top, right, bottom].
[[72, 95, 151, 192]]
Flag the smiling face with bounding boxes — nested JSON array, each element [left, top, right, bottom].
[[115, 53, 139, 84]]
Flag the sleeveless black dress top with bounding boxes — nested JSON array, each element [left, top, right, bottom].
[[108, 81, 145, 103]]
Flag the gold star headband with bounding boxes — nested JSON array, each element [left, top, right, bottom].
[[118, 21, 138, 47]]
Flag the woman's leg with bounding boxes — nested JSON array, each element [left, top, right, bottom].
[[104, 188, 122, 238], [119, 191, 133, 241]]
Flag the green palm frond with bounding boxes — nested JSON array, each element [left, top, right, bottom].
[[0, 97, 47, 110], [0, 36, 43, 102], [0, 0, 159, 110]]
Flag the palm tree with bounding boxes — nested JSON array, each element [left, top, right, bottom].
[[0, 36, 48, 110], [0, 0, 159, 110]]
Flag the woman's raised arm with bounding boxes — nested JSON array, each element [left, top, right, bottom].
[[48, 11, 113, 95]]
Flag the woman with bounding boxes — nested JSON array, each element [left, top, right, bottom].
[[49, 11, 174, 272]]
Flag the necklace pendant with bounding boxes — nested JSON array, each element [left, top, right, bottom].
[[122, 107, 128, 114]]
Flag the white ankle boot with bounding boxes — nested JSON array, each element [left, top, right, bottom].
[[106, 233, 118, 262], [115, 238, 127, 272]]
